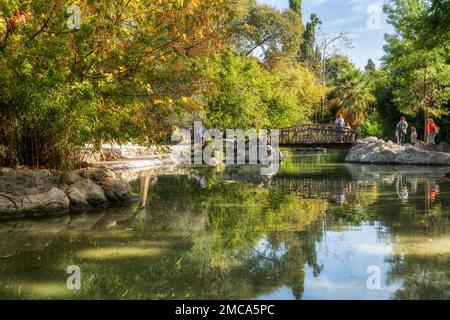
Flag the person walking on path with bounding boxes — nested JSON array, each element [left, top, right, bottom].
[[396, 116, 408, 145], [428, 118, 439, 145]]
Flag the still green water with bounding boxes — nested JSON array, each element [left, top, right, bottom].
[[0, 152, 449, 300]]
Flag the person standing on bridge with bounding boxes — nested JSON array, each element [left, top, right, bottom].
[[335, 114, 345, 143]]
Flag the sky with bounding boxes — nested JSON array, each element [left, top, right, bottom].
[[258, 0, 395, 69]]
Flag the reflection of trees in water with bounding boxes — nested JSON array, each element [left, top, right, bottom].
[[0, 168, 327, 299], [387, 242, 450, 300], [1, 158, 449, 299], [281, 160, 450, 299], [340, 168, 450, 300], [93, 165, 450, 300], [379, 191, 450, 300]]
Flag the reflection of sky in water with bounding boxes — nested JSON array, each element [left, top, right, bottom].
[[1, 154, 449, 299], [257, 224, 403, 300]]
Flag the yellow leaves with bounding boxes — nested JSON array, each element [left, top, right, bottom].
[[241, 23, 256, 33], [180, 96, 190, 104], [104, 73, 114, 83], [145, 84, 153, 94], [118, 66, 128, 73], [153, 98, 174, 106]]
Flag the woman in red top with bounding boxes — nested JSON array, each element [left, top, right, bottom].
[[428, 118, 438, 144]]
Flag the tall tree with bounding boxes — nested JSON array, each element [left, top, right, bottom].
[[289, 0, 302, 19], [325, 55, 357, 85], [365, 59, 376, 73], [300, 14, 322, 73], [233, 3, 302, 59]]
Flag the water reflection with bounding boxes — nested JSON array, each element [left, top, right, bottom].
[[0, 153, 449, 299]]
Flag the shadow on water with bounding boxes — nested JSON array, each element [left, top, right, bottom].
[[0, 152, 449, 299]]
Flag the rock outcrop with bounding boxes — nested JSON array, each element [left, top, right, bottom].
[[346, 137, 450, 165], [0, 167, 135, 219]]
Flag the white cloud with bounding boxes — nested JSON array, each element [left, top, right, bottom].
[[305, 0, 328, 6], [327, 17, 358, 26]]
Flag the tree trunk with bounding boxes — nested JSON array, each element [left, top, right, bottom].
[[424, 109, 429, 143]]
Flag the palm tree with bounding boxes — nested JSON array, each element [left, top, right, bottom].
[[329, 69, 375, 127]]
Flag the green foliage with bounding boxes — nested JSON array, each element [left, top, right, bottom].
[[233, 2, 303, 59], [289, 0, 302, 16], [0, 0, 232, 168], [365, 59, 376, 73], [325, 55, 357, 85], [328, 69, 375, 127], [202, 53, 323, 130], [381, 0, 450, 140], [357, 112, 385, 138], [300, 14, 322, 72]]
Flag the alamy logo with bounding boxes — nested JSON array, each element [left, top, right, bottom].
[[67, 5, 81, 30], [171, 121, 280, 176], [66, 265, 81, 290], [367, 4, 382, 30], [366, 265, 381, 290]]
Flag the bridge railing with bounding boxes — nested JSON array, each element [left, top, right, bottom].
[[278, 124, 360, 146]]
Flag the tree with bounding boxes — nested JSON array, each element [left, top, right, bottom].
[[202, 53, 323, 130], [202, 53, 271, 130], [314, 31, 353, 122], [300, 14, 322, 72], [0, 0, 232, 168], [267, 58, 324, 127], [365, 59, 377, 73], [233, 3, 303, 59], [416, 0, 450, 49], [382, 0, 450, 142], [325, 55, 357, 85], [328, 69, 375, 127], [289, 0, 302, 17]]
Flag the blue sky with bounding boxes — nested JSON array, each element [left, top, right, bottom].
[[259, 0, 395, 69]]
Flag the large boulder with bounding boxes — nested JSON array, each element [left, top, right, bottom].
[[71, 178, 108, 206], [346, 137, 450, 165], [65, 186, 88, 206], [91, 168, 117, 182], [0, 187, 70, 218], [102, 180, 132, 202]]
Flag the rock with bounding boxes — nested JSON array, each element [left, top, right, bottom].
[[65, 187, 88, 206], [102, 180, 132, 202], [71, 179, 107, 206], [423, 142, 450, 153], [346, 137, 450, 165], [79, 169, 91, 179], [91, 168, 116, 182], [64, 172, 81, 185], [0, 167, 132, 218], [0, 187, 70, 218]]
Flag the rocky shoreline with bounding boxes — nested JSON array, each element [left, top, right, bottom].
[[346, 137, 450, 165], [0, 142, 191, 220], [0, 167, 136, 220]]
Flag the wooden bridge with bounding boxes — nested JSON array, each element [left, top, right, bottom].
[[277, 124, 360, 149]]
